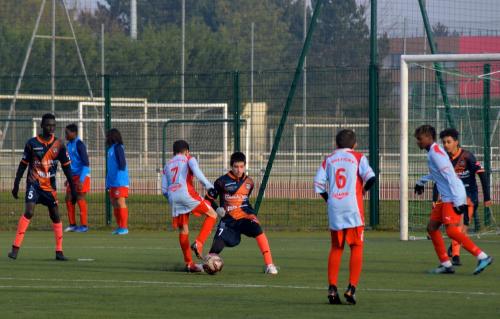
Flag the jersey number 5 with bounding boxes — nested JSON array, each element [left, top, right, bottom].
[[170, 166, 179, 183], [335, 168, 347, 189]]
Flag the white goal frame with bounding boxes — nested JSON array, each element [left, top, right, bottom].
[[400, 53, 500, 241]]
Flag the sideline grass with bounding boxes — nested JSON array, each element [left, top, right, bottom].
[[0, 231, 498, 318]]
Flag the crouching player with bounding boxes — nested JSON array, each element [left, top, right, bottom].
[[314, 129, 376, 305], [414, 125, 493, 275], [205, 152, 278, 275], [162, 140, 218, 272]]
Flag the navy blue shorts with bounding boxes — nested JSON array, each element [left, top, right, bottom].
[[25, 183, 58, 208], [214, 217, 263, 247]]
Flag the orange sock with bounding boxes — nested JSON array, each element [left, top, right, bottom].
[[428, 229, 449, 263], [196, 216, 216, 246], [446, 226, 481, 257], [52, 222, 63, 252], [349, 244, 363, 287], [328, 246, 343, 286], [119, 208, 128, 229], [179, 233, 192, 265], [13, 215, 31, 248], [77, 199, 88, 226], [256, 233, 273, 265], [113, 208, 121, 228], [66, 201, 76, 225]]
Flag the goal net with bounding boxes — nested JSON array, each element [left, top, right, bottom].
[[400, 54, 500, 240]]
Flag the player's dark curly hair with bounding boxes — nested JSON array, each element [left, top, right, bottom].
[[41, 113, 56, 125], [336, 129, 356, 149], [230, 152, 246, 166], [66, 123, 78, 133], [106, 128, 123, 146], [439, 128, 459, 141], [414, 125, 436, 140], [173, 140, 190, 155]]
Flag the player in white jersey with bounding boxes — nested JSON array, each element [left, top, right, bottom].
[[161, 140, 218, 272], [414, 125, 493, 275], [314, 129, 376, 305]]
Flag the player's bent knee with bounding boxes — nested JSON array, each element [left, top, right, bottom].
[[23, 211, 34, 219]]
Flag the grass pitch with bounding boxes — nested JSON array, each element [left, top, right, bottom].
[[0, 231, 498, 319]]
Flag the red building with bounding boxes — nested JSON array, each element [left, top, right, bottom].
[[384, 36, 500, 97]]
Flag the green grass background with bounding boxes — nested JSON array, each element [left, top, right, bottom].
[[0, 231, 498, 319]]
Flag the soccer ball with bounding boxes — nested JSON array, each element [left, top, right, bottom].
[[203, 253, 224, 275]]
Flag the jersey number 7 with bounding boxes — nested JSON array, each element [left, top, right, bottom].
[[171, 166, 179, 183]]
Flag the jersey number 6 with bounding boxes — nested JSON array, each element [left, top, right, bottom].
[[335, 168, 347, 189]]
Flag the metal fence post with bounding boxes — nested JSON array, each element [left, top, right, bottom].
[[104, 74, 112, 225], [482, 64, 491, 226], [254, 0, 323, 215], [233, 71, 241, 152], [369, 0, 380, 227]]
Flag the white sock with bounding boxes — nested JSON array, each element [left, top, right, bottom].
[[441, 260, 453, 268], [477, 252, 488, 260]]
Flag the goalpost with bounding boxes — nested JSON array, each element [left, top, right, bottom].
[[400, 53, 500, 241]]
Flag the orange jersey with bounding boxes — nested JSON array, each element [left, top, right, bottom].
[[210, 172, 255, 220], [21, 135, 71, 192]]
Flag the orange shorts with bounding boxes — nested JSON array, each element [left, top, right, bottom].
[[172, 200, 212, 229], [110, 187, 129, 199], [330, 226, 364, 248], [66, 175, 90, 194], [430, 202, 462, 225]]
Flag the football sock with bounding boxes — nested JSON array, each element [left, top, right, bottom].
[[119, 208, 128, 229], [66, 200, 76, 225], [349, 244, 363, 287], [446, 226, 481, 257], [52, 222, 63, 252], [428, 229, 449, 263], [477, 252, 488, 260], [77, 199, 88, 226], [196, 216, 216, 245], [113, 208, 121, 228], [13, 215, 31, 248], [179, 233, 192, 265], [256, 233, 273, 265], [328, 245, 343, 286]]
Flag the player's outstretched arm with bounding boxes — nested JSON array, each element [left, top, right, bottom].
[[188, 157, 214, 190], [12, 161, 28, 199]]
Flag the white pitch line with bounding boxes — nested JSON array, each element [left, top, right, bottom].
[[0, 277, 496, 296], [21, 246, 178, 250]]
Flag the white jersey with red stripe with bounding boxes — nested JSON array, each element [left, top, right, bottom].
[[314, 148, 375, 231], [426, 142, 467, 207], [161, 154, 214, 217]]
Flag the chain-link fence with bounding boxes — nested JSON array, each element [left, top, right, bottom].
[[1, 66, 498, 231]]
